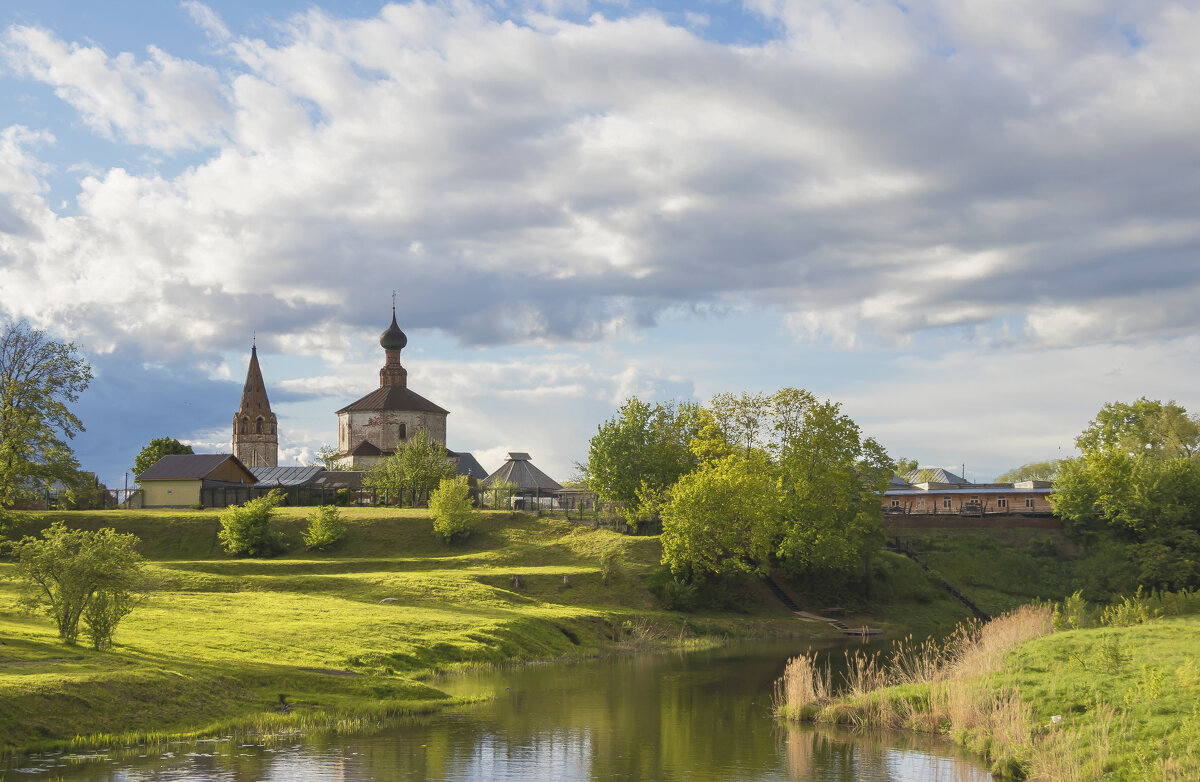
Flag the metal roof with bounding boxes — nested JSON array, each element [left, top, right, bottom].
[[483, 453, 561, 492], [250, 466, 325, 488], [451, 451, 489, 480], [336, 386, 448, 415], [902, 468, 971, 485], [139, 453, 252, 481]]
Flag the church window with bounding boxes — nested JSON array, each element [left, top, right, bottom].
[[270, 421, 276, 435], [240, 416, 249, 434], [398, 423, 407, 440], [256, 417, 264, 434]]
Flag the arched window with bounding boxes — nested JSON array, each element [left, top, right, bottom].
[[240, 416, 248, 434], [256, 417, 264, 434], [398, 423, 407, 440], [269, 421, 276, 435]]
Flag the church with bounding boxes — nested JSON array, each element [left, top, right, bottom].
[[334, 307, 450, 468], [230, 306, 485, 479]]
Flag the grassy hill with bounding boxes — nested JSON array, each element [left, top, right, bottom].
[[0, 507, 980, 754]]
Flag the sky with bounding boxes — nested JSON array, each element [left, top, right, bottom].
[[2, 0, 1199, 488]]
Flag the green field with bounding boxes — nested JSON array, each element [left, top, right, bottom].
[[3, 507, 901, 754]]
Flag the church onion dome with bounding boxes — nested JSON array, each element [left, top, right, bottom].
[[380, 310, 408, 350]]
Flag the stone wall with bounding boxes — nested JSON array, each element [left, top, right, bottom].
[[338, 409, 448, 454]]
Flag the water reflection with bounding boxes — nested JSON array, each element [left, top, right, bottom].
[[8, 642, 992, 781]]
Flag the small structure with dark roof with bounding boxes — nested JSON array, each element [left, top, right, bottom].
[[140, 454, 256, 508], [483, 452, 561, 509]]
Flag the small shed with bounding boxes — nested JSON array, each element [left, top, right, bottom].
[[140, 454, 256, 508]]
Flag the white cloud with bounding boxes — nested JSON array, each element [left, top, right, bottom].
[[1, 0, 1198, 361], [2, 25, 229, 151]]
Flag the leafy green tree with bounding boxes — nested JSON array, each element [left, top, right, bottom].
[[218, 488, 287, 557], [0, 322, 93, 506], [661, 452, 781, 578], [995, 460, 1062, 483], [363, 430, 456, 506], [1076, 398, 1200, 460], [312, 444, 350, 471], [894, 457, 919, 475], [586, 398, 705, 516], [484, 478, 517, 511], [133, 437, 194, 481], [14, 522, 143, 648], [301, 505, 347, 550], [659, 388, 892, 588], [429, 476, 475, 543], [771, 392, 893, 582]]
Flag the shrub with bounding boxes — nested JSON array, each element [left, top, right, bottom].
[[429, 477, 475, 544], [334, 488, 352, 506], [302, 505, 347, 550], [218, 489, 286, 557], [190, 503, 205, 511], [13, 522, 144, 648], [600, 548, 622, 585]]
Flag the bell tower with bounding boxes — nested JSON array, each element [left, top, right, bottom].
[[232, 340, 278, 468]]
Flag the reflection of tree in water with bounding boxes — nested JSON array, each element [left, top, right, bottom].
[[25, 643, 990, 782]]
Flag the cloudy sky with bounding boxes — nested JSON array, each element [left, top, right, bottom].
[[2, 0, 1198, 487]]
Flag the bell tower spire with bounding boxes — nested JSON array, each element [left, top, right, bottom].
[[232, 340, 278, 468]]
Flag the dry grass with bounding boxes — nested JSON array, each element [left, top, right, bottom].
[[775, 604, 1055, 774]]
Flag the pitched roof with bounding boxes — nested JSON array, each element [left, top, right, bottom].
[[451, 451, 489, 480], [237, 345, 273, 416], [250, 466, 325, 488], [483, 453, 561, 492], [140, 454, 252, 481], [903, 467, 971, 485], [336, 385, 448, 415], [889, 474, 912, 488], [347, 440, 384, 456]]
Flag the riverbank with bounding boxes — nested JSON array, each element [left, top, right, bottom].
[[2, 507, 910, 755], [776, 602, 1200, 780]]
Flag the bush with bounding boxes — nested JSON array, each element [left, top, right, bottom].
[[429, 477, 475, 544], [218, 489, 286, 557], [334, 488, 352, 506], [302, 505, 347, 550], [13, 522, 144, 648]]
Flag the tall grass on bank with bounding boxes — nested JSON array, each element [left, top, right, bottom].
[[775, 605, 1054, 775]]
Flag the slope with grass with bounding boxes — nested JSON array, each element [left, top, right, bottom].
[[3, 507, 891, 754], [777, 600, 1200, 780]]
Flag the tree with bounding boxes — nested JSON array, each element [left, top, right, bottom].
[[133, 437, 194, 481], [894, 457, 919, 475], [312, 444, 350, 471], [362, 429, 455, 506], [658, 388, 892, 587], [218, 489, 287, 557], [1076, 398, 1200, 460], [661, 452, 781, 578], [771, 392, 892, 582], [586, 398, 705, 516], [0, 322, 93, 506], [14, 522, 144, 648], [302, 505, 347, 550], [995, 460, 1062, 483], [429, 476, 476, 543]]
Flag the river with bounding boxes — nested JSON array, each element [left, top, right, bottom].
[[5, 639, 992, 781]]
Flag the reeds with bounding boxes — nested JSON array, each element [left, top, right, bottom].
[[774, 605, 1055, 772]]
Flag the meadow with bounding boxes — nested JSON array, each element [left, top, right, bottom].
[[0, 507, 835, 754]]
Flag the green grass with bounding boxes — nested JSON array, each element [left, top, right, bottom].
[[890, 529, 1078, 617], [995, 616, 1200, 779], [0, 508, 826, 754]]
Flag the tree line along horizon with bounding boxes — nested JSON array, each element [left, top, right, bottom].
[[3, 320, 1200, 643]]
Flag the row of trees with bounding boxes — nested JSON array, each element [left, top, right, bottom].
[[587, 389, 893, 590]]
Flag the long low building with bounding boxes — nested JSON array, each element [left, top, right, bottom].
[[883, 468, 1054, 515]]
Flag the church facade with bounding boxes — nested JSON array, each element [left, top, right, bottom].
[[335, 308, 450, 469], [232, 344, 278, 468]]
